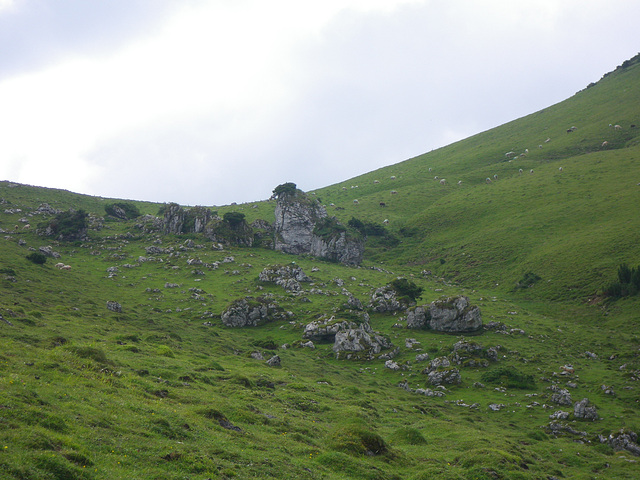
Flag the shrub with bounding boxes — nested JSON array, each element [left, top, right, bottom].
[[223, 211, 246, 227], [42, 210, 88, 241], [272, 182, 297, 198], [104, 202, 141, 219], [514, 271, 541, 290], [348, 217, 387, 236], [605, 263, 640, 298], [329, 423, 388, 456], [26, 252, 47, 265], [390, 278, 423, 302], [481, 366, 535, 389], [313, 217, 348, 240]]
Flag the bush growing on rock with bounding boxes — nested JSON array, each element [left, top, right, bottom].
[[39, 209, 88, 241], [104, 202, 141, 220], [390, 278, 423, 303], [272, 182, 297, 198]]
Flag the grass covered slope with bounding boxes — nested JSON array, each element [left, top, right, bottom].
[[314, 55, 640, 299], [1, 55, 640, 479]]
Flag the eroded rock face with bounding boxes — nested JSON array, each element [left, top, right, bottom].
[[163, 204, 212, 234], [309, 231, 364, 266], [221, 296, 288, 327], [274, 192, 327, 255], [273, 189, 364, 265]]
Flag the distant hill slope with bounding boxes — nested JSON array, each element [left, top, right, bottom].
[[315, 54, 640, 301]]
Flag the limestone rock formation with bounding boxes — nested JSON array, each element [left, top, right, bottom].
[[574, 398, 598, 421], [163, 203, 213, 234], [273, 188, 327, 255], [406, 296, 482, 333], [309, 230, 364, 266], [272, 184, 364, 265], [221, 296, 289, 327], [369, 286, 405, 313]]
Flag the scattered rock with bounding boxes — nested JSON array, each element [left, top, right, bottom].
[[574, 398, 598, 421], [221, 296, 288, 328], [266, 355, 281, 367], [406, 296, 482, 333], [106, 301, 122, 313]]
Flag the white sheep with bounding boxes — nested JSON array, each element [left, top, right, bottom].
[[457, 180, 462, 185], [559, 167, 563, 172], [383, 219, 389, 224], [374, 180, 380, 184], [601, 141, 609, 147], [390, 175, 396, 180], [486, 177, 492, 184], [353, 199, 359, 205], [519, 168, 523, 174], [390, 190, 398, 195], [545, 137, 551, 143], [614, 124, 622, 130], [493, 174, 498, 180], [55, 262, 65, 269], [439, 178, 446, 185], [530, 169, 534, 174], [60, 265, 72, 270]]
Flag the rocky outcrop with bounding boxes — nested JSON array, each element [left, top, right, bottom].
[[602, 430, 640, 456], [221, 296, 289, 327], [310, 231, 364, 266], [422, 357, 462, 386], [332, 321, 393, 359], [274, 190, 327, 255], [272, 187, 364, 265], [574, 398, 598, 421], [106, 301, 122, 313], [406, 296, 482, 333], [163, 203, 213, 234], [302, 313, 392, 359], [259, 264, 311, 292], [205, 218, 254, 247], [369, 286, 406, 313]]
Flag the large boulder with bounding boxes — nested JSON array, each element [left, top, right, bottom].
[[574, 398, 598, 421], [303, 315, 360, 343], [221, 296, 289, 327], [406, 296, 482, 333], [332, 321, 393, 359]]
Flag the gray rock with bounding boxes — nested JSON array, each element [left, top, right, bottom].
[[106, 301, 122, 313], [259, 264, 312, 293], [549, 410, 570, 420], [250, 352, 264, 360], [385, 360, 401, 371], [369, 286, 404, 313], [488, 403, 505, 411], [415, 353, 430, 363], [332, 320, 392, 359], [550, 387, 573, 406], [574, 398, 598, 421], [274, 190, 327, 255], [221, 296, 287, 328], [606, 430, 640, 456], [428, 296, 482, 333], [266, 355, 281, 367], [406, 306, 427, 329], [38, 245, 61, 258], [428, 368, 461, 386]]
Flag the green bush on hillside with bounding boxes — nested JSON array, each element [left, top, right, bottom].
[[390, 278, 423, 303], [481, 366, 535, 389], [41, 210, 88, 241], [223, 211, 246, 227], [605, 263, 640, 299], [26, 252, 47, 265], [104, 202, 141, 219]]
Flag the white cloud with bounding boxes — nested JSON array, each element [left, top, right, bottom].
[[0, 0, 638, 204]]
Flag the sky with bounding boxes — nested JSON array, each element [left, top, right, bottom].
[[0, 0, 638, 206]]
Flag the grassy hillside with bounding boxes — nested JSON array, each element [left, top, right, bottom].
[[313, 55, 640, 300], [1, 56, 640, 479]]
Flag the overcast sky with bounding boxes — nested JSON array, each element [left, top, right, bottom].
[[0, 0, 638, 206]]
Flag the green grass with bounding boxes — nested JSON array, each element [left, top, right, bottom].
[[1, 56, 640, 478]]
